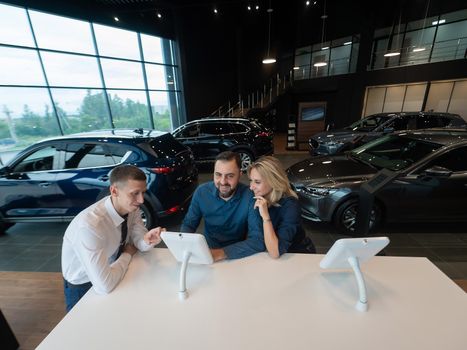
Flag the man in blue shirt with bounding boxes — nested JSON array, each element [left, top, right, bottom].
[[181, 151, 263, 260]]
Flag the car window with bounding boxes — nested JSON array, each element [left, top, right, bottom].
[[12, 146, 58, 172], [107, 144, 138, 164], [389, 117, 414, 130], [178, 124, 200, 138], [420, 146, 467, 172], [147, 133, 188, 157], [64, 143, 116, 169], [230, 123, 248, 133], [348, 114, 391, 132], [416, 115, 442, 129], [200, 122, 232, 136], [351, 135, 442, 171]]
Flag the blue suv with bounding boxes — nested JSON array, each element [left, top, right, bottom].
[[0, 129, 198, 234]]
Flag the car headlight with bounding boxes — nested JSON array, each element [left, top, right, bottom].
[[298, 186, 338, 198]]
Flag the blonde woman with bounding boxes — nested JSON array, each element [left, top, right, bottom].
[[248, 156, 315, 258]]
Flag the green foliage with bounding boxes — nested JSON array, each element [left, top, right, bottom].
[[0, 120, 9, 139], [1, 90, 175, 150]]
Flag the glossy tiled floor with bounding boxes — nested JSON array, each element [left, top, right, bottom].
[[1, 136, 467, 280]]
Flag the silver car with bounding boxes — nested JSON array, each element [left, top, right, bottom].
[[308, 112, 466, 155]]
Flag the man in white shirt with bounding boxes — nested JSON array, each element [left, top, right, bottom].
[[62, 165, 164, 312]]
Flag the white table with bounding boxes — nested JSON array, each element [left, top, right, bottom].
[[37, 249, 467, 350]]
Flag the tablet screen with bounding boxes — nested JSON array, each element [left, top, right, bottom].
[[161, 231, 214, 265]]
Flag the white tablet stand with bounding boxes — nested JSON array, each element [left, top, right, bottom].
[[161, 232, 213, 300], [179, 251, 191, 300], [320, 237, 390, 312]]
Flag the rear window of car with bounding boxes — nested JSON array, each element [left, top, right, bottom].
[[348, 114, 392, 131], [146, 133, 187, 157], [200, 122, 233, 135], [64, 143, 136, 169], [352, 134, 443, 171], [230, 123, 249, 133]]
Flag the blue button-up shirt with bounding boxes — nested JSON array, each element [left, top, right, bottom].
[[223, 196, 305, 258], [181, 182, 255, 252]]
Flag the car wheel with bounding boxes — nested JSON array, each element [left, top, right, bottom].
[[0, 220, 14, 235], [334, 199, 380, 235], [139, 202, 158, 229], [236, 150, 254, 173]]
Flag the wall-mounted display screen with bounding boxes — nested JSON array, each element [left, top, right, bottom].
[[301, 105, 326, 121]]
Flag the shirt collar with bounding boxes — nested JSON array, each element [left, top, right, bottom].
[[104, 196, 126, 227]]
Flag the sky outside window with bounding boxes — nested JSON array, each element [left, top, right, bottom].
[[28, 10, 95, 54], [93, 23, 140, 60], [0, 47, 45, 85], [41, 51, 103, 88], [0, 4, 34, 47]]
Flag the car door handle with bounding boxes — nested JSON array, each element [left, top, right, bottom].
[[38, 182, 51, 188], [98, 175, 109, 182]]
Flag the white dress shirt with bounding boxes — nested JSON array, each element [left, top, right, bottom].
[[62, 196, 153, 294]]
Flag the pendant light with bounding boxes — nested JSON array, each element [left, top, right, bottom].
[[313, 0, 328, 67], [262, 1, 276, 64], [413, 0, 430, 52]]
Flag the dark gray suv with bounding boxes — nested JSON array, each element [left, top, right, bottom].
[[173, 118, 274, 171], [289, 128, 467, 234], [309, 112, 466, 155]]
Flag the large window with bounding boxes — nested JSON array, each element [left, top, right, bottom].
[[0, 3, 184, 163], [370, 9, 467, 70], [293, 36, 359, 80], [362, 79, 467, 120]]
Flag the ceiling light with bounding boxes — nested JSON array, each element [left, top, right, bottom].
[[262, 5, 276, 65], [256, 5, 260, 10], [306, 0, 310, 5], [344, 41, 352, 45], [156, 12, 162, 19], [293, 66, 300, 70], [314, 0, 328, 68], [412, 47, 426, 52], [432, 19, 445, 25], [262, 58, 276, 64], [247, 5, 251, 11], [384, 52, 401, 57], [213, 8, 218, 14], [114, 16, 119, 22], [313, 62, 327, 67]]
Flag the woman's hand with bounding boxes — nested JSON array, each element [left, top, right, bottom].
[[253, 196, 270, 221]]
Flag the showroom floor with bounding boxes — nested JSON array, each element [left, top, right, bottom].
[[1, 135, 467, 280]]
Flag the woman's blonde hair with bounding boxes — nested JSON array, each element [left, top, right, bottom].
[[247, 156, 297, 205]]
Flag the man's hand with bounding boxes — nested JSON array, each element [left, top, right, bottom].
[[210, 248, 226, 262], [123, 243, 138, 256], [144, 227, 165, 246]]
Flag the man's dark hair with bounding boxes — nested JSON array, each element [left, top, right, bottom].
[[110, 165, 146, 186], [215, 151, 241, 169]]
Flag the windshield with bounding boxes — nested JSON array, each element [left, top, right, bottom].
[[346, 114, 392, 132], [350, 134, 442, 171]]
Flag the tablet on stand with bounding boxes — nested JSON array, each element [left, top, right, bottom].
[[161, 232, 213, 300], [320, 237, 390, 312]]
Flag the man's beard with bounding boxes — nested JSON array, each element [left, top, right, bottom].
[[217, 183, 235, 198]]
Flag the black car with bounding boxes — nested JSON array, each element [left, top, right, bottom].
[[172, 118, 274, 171], [308, 112, 466, 155], [0, 129, 198, 234], [288, 128, 467, 234]]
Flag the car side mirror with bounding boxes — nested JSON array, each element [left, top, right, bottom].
[[423, 165, 452, 177]]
